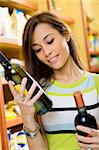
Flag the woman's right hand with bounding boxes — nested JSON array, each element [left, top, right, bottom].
[[8, 77, 43, 123]]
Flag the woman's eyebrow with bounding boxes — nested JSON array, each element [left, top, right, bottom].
[[44, 33, 54, 39], [44, 34, 50, 39]]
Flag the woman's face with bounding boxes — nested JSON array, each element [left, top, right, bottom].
[[31, 23, 70, 70]]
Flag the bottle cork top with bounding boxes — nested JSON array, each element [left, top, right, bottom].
[[73, 91, 85, 108]]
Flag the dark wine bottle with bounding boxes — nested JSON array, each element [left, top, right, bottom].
[[0, 51, 53, 115], [73, 91, 97, 136]]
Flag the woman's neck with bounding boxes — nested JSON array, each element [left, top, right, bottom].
[[53, 56, 85, 85]]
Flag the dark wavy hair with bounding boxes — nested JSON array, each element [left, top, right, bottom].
[[22, 11, 84, 87]]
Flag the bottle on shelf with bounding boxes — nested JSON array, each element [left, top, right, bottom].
[[73, 91, 97, 136], [1, 7, 15, 39], [0, 63, 8, 84], [12, 130, 29, 150], [7, 130, 12, 149], [0, 51, 53, 115], [15, 9, 27, 46], [0, 7, 3, 36], [0, 63, 4, 77]]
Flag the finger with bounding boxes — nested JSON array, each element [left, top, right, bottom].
[[77, 134, 94, 144], [77, 133, 99, 145], [92, 143, 99, 149], [27, 90, 43, 106], [26, 81, 37, 101], [8, 80, 17, 97], [78, 141, 99, 149], [76, 125, 99, 137], [78, 142, 89, 149], [20, 77, 27, 96]]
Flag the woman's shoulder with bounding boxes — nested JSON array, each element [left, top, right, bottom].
[[85, 71, 99, 79], [85, 71, 99, 90]]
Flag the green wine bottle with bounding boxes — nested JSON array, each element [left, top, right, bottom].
[[0, 51, 53, 115]]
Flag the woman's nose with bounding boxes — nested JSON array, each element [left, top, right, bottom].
[[43, 46, 52, 56]]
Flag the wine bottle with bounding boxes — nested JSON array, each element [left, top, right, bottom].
[[0, 51, 53, 115], [73, 91, 97, 136]]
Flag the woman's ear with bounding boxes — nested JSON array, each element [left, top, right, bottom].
[[66, 33, 71, 42]]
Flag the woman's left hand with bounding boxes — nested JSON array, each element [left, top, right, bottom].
[[76, 125, 99, 150]]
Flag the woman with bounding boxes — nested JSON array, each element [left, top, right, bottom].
[[9, 12, 99, 150]]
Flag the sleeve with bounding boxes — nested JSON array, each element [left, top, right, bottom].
[[94, 74, 99, 95]]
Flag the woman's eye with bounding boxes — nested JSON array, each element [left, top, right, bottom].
[[47, 38, 54, 44], [34, 48, 41, 53]]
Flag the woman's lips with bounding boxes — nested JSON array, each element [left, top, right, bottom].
[[48, 54, 59, 63]]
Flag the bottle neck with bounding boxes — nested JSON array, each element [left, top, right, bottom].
[[73, 91, 88, 116], [0, 52, 10, 69], [78, 107, 87, 116]]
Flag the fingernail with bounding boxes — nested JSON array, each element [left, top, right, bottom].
[[9, 80, 15, 85]]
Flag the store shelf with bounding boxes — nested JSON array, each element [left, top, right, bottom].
[[88, 50, 99, 56], [61, 16, 75, 25], [47, 0, 75, 25], [6, 116, 23, 128], [0, 0, 37, 149], [51, 12, 75, 25], [49, 11, 75, 25], [0, 36, 22, 59], [0, 0, 38, 13], [90, 65, 99, 73], [0, 81, 23, 128], [0, 82, 9, 149], [0, 36, 18, 47], [50, 10, 75, 25]]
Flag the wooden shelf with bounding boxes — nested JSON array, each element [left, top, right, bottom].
[[0, 81, 23, 128], [0, 0, 38, 13], [88, 50, 99, 56], [47, 0, 75, 25], [90, 65, 99, 73], [0, 36, 22, 59], [0, 82, 9, 149], [49, 11, 75, 25], [0, 0, 37, 149], [0, 36, 19, 47], [6, 116, 23, 128], [61, 16, 75, 25]]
